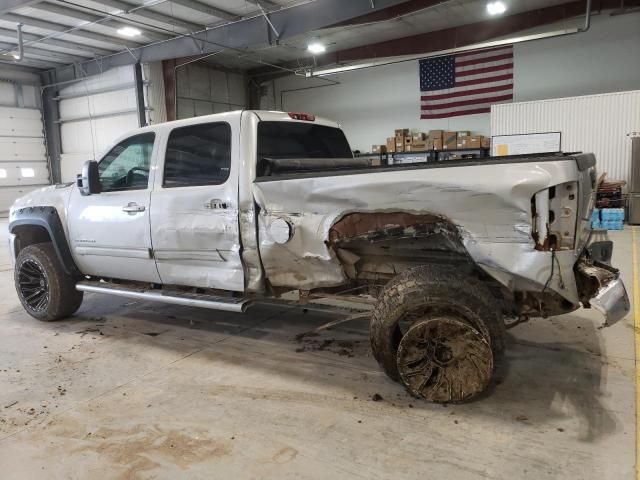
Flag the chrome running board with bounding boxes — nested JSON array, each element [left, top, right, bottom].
[[76, 281, 251, 313]]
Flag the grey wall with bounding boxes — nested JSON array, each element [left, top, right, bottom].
[[176, 63, 247, 119], [259, 12, 640, 153]]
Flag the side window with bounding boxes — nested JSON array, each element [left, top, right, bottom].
[[98, 133, 155, 192], [163, 122, 231, 188]]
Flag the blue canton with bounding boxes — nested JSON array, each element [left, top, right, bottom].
[[419, 55, 456, 91]]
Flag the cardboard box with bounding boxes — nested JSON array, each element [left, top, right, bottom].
[[433, 138, 443, 150], [481, 136, 491, 149], [456, 135, 482, 149], [442, 131, 457, 149], [386, 137, 396, 151], [395, 144, 404, 153], [404, 136, 412, 145], [395, 128, 410, 137], [411, 133, 426, 143], [372, 145, 387, 154], [456, 131, 471, 137], [410, 140, 428, 151], [371, 157, 382, 166], [428, 130, 444, 140]]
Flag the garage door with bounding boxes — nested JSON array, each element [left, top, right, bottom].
[[0, 80, 49, 215], [58, 66, 141, 182]]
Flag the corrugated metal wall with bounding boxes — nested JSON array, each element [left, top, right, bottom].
[[175, 63, 247, 119], [491, 90, 640, 184]]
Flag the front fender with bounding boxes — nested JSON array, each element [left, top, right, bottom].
[[9, 206, 79, 276]]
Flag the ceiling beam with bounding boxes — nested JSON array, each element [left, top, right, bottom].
[[0, 12, 142, 49], [250, 0, 640, 75], [321, 0, 636, 66], [97, 0, 204, 31], [0, 41, 85, 64], [167, 0, 240, 22], [330, 0, 444, 27], [0, 0, 44, 15], [0, 26, 113, 56], [31, 3, 172, 41], [72, 0, 411, 75]]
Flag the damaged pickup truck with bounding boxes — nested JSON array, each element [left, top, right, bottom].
[[8, 110, 630, 403]]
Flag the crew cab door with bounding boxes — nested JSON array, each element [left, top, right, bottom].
[[149, 118, 244, 291], [67, 132, 161, 283]]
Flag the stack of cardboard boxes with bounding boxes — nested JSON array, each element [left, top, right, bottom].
[[375, 129, 490, 154]]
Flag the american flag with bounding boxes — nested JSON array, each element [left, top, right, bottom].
[[419, 46, 513, 119]]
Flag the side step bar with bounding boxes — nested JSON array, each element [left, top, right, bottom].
[[76, 281, 252, 313]]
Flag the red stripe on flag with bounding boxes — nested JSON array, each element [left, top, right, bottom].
[[424, 93, 513, 110], [455, 53, 513, 67], [455, 73, 512, 87], [420, 107, 492, 119], [456, 46, 512, 59], [421, 83, 512, 101], [456, 63, 513, 77]]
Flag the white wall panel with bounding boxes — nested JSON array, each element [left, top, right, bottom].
[[491, 90, 640, 184], [59, 113, 139, 182], [262, 12, 640, 153], [58, 65, 140, 182], [0, 82, 16, 105], [0, 102, 48, 214]]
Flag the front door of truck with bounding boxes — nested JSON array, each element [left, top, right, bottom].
[[67, 132, 161, 283], [149, 118, 244, 291]]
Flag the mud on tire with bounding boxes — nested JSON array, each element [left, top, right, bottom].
[[14, 243, 83, 321], [370, 265, 505, 402]]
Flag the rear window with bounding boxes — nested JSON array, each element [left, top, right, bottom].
[[257, 121, 352, 159]]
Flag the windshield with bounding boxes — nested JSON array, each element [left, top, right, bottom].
[[257, 121, 352, 159]]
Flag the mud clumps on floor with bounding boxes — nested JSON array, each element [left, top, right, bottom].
[[371, 393, 383, 402], [293, 335, 364, 357]]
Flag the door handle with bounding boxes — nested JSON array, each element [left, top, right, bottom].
[[204, 199, 229, 210], [122, 202, 145, 214]]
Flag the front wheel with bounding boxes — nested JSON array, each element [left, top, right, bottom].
[[370, 265, 505, 403], [14, 243, 83, 321]]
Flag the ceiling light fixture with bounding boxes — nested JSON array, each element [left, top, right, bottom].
[[486, 1, 507, 15], [307, 42, 326, 54], [11, 52, 20, 59], [117, 26, 141, 37]]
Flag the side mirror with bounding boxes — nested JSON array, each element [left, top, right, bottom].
[[76, 160, 100, 196]]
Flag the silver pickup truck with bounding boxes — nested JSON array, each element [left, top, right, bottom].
[[8, 110, 629, 403]]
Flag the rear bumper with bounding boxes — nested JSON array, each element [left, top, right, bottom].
[[590, 276, 630, 326]]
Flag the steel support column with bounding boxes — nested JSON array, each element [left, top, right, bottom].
[[134, 63, 146, 127], [39, 70, 63, 184]]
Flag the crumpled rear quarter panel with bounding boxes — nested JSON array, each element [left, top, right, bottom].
[[253, 158, 583, 303]]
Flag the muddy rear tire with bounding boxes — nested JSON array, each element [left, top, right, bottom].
[[370, 265, 505, 402], [14, 243, 83, 321]]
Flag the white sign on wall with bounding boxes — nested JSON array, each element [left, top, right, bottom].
[[491, 132, 562, 156]]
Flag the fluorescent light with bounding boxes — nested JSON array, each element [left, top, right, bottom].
[[117, 26, 141, 37], [307, 42, 326, 54], [487, 1, 507, 15], [11, 53, 20, 59]]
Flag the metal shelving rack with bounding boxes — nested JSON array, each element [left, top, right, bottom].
[[385, 147, 490, 165]]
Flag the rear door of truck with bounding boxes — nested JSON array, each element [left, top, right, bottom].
[[148, 113, 244, 291]]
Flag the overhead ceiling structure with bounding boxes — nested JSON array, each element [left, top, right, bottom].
[[0, 0, 413, 73], [0, 0, 638, 74]]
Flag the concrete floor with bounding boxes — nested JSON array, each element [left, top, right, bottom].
[[0, 220, 637, 480]]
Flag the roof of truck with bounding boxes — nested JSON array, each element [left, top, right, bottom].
[[135, 109, 341, 133]]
